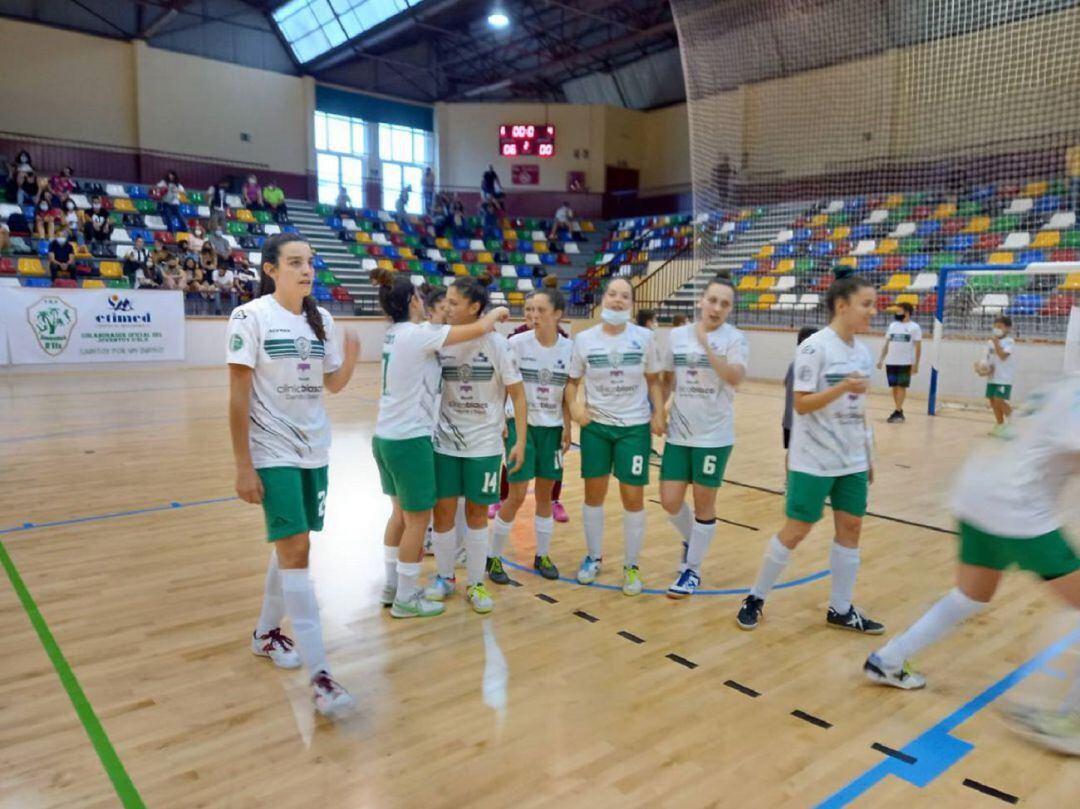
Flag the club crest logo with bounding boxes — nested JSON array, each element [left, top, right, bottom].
[[27, 296, 77, 356], [295, 336, 311, 360], [459, 363, 474, 382], [538, 368, 553, 385], [608, 350, 623, 368]]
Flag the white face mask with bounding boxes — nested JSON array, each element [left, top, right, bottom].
[[992, 327, 1005, 338], [214, 229, 223, 236], [56, 236, 67, 245], [600, 307, 631, 326]]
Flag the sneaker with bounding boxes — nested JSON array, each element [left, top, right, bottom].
[[622, 565, 644, 596], [379, 582, 396, 607], [552, 501, 569, 523], [1001, 705, 1080, 755], [466, 582, 494, 614], [827, 605, 885, 634], [863, 653, 926, 690], [887, 410, 904, 423], [251, 628, 301, 669], [736, 595, 764, 630], [488, 501, 502, 519], [311, 671, 355, 718], [390, 592, 445, 619], [989, 423, 1015, 439], [455, 544, 468, 569], [667, 568, 701, 599], [487, 556, 511, 585], [424, 574, 456, 602], [534, 554, 560, 580], [576, 555, 602, 584]]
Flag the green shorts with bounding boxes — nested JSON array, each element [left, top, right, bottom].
[[373, 435, 437, 512], [579, 421, 651, 486], [256, 466, 328, 542], [660, 443, 733, 488], [785, 470, 869, 523], [986, 383, 1012, 400], [959, 521, 1080, 579], [434, 451, 503, 505], [505, 421, 564, 483]]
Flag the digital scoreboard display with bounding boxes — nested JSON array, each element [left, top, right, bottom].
[[499, 124, 555, 158]]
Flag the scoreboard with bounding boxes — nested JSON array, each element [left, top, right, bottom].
[[499, 124, 555, 158]]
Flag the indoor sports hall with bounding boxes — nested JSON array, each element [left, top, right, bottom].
[[2, 1, 1080, 807]]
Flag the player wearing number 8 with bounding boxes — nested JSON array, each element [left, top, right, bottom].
[[659, 274, 749, 598], [565, 277, 666, 595]]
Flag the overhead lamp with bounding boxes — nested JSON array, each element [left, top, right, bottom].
[[487, 8, 510, 29]]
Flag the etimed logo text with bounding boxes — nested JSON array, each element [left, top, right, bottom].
[[96, 295, 152, 324]]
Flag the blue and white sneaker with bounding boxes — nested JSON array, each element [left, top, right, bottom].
[[423, 574, 456, 602], [576, 556, 602, 585], [667, 568, 700, 599]]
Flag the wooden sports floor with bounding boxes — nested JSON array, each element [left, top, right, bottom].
[[2, 365, 1079, 809]]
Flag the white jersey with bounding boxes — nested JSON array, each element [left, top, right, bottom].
[[507, 330, 572, 427], [789, 326, 875, 476], [226, 295, 343, 469], [375, 321, 450, 440], [662, 323, 748, 448], [952, 375, 1080, 537], [435, 333, 522, 457], [569, 323, 660, 427], [985, 336, 1016, 385], [883, 319, 922, 366]]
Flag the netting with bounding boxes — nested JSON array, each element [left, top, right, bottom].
[[668, 0, 1080, 345]]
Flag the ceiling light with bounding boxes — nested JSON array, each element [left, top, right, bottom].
[[487, 11, 510, 29]]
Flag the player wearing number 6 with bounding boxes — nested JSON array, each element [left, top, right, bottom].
[[565, 276, 665, 595], [228, 233, 360, 718], [659, 273, 749, 598], [425, 274, 526, 614]]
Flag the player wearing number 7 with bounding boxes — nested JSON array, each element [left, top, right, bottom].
[[659, 273, 749, 598], [424, 274, 526, 614]]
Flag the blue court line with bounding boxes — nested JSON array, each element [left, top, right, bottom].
[[501, 556, 830, 596], [0, 496, 238, 536], [816, 623, 1080, 808]]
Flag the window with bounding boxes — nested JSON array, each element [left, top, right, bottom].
[[273, 0, 418, 64], [315, 111, 366, 208], [379, 123, 432, 215]]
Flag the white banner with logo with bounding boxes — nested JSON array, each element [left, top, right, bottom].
[[0, 288, 185, 365]]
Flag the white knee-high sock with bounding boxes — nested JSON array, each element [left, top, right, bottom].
[[829, 542, 860, 614], [280, 568, 328, 678], [454, 498, 467, 550], [534, 515, 554, 556], [583, 504, 604, 559], [395, 560, 421, 602], [750, 535, 792, 600], [383, 545, 399, 588], [623, 510, 645, 567], [686, 518, 717, 572], [433, 529, 457, 579], [256, 551, 285, 635], [466, 526, 488, 585], [876, 588, 986, 668], [668, 502, 692, 543], [490, 516, 513, 557]]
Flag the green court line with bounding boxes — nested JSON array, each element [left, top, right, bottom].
[[0, 540, 146, 808]]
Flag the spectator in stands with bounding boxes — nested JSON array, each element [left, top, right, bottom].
[[242, 174, 263, 209], [208, 227, 231, 263], [208, 178, 230, 230], [211, 262, 238, 313], [423, 167, 435, 214], [481, 164, 504, 209], [334, 186, 353, 218], [135, 259, 163, 289], [84, 197, 112, 251], [16, 169, 37, 207], [183, 256, 211, 299], [233, 253, 258, 297], [0, 222, 10, 256], [14, 150, 32, 174], [49, 167, 76, 206], [451, 197, 466, 236], [34, 195, 62, 241], [47, 228, 76, 282], [178, 239, 198, 267], [479, 199, 498, 233], [151, 238, 170, 268], [200, 242, 219, 281], [186, 224, 206, 254], [160, 253, 185, 291], [636, 309, 657, 330], [123, 236, 151, 282], [262, 179, 287, 222], [395, 185, 411, 222], [672, 314, 688, 328], [155, 170, 184, 224], [548, 201, 575, 240]]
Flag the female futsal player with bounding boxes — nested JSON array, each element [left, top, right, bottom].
[[565, 276, 665, 595], [228, 233, 360, 717]]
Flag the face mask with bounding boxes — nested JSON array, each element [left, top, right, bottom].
[[894, 313, 905, 321], [39, 202, 48, 211], [600, 307, 631, 326], [56, 237, 67, 245], [215, 229, 223, 236], [992, 327, 1005, 338]]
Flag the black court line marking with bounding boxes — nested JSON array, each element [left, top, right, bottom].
[[962, 779, 1019, 804], [724, 679, 760, 698], [573, 610, 599, 623], [617, 630, 645, 644], [895, 463, 912, 469], [870, 742, 916, 764], [666, 653, 698, 669], [536, 593, 558, 604], [647, 499, 759, 531], [791, 709, 832, 729]]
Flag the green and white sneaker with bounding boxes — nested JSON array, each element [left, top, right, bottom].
[[487, 556, 511, 585], [534, 554, 560, 580], [466, 583, 494, 614], [863, 653, 926, 690], [1001, 704, 1080, 755], [424, 574, 456, 602], [622, 565, 644, 596], [390, 592, 445, 619]]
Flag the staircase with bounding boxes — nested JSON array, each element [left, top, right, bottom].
[[287, 200, 370, 313]]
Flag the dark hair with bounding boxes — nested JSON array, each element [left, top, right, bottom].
[[636, 309, 657, 327], [797, 326, 817, 345], [825, 274, 874, 317], [704, 270, 735, 294], [370, 268, 416, 323], [898, 301, 914, 315], [165, 170, 178, 183], [994, 315, 1012, 328], [422, 284, 446, 310], [672, 314, 688, 327], [530, 274, 565, 311], [452, 273, 492, 317], [257, 232, 326, 342], [183, 257, 197, 270]]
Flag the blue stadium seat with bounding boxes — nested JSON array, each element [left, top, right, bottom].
[[794, 228, 813, 241], [916, 220, 942, 237], [739, 260, 758, 274], [904, 254, 930, 271], [1018, 249, 1046, 264], [850, 224, 873, 240], [1008, 294, 1042, 315], [946, 274, 968, 289], [810, 241, 834, 256], [969, 184, 996, 200], [775, 243, 797, 257], [1034, 195, 1060, 213], [946, 235, 974, 252], [856, 256, 881, 272], [24, 277, 50, 287]]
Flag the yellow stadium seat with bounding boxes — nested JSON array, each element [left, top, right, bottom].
[[377, 259, 394, 271], [810, 213, 828, 227], [737, 276, 758, 291], [755, 244, 775, 259], [895, 293, 919, 309], [174, 231, 190, 245], [477, 251, 494, 263], [837, 256, 858, 268], [82, 279, 106, 288], [752, 293, 777, 310], [883, 273, 911, 291], [235, 209, 256, 223], [582, 221, 595, 233], [1032, 230, 1061, 248], [757, 276, 776, 291], [452, 263, 469, 276], [386, 222, 401, 234], [875, 238, 899, 255], [111, 198, 136, 213], [884, 193, 905, 208], [933, 203, 956, 219], [533, 242, 548, 253], [737, 209, 752, 220], [74, 243, 91, 258], [18, 257, 46, 276], [99, 261, 122, 279], [830, 226, 851, 241], [399, 247, 416, 260], [436, 238, 452, 250], [1060, 273, 1080, 290], [1024, 180, 1049, 197], [507, 292, 525, 306], [773, 258, 795, 274], [963, 216, 990, 234], [355, 231, 371, 244], [988, 252, 1015, 265]]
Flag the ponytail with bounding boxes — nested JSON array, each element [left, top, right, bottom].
[[258, 232, 326, 342]]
